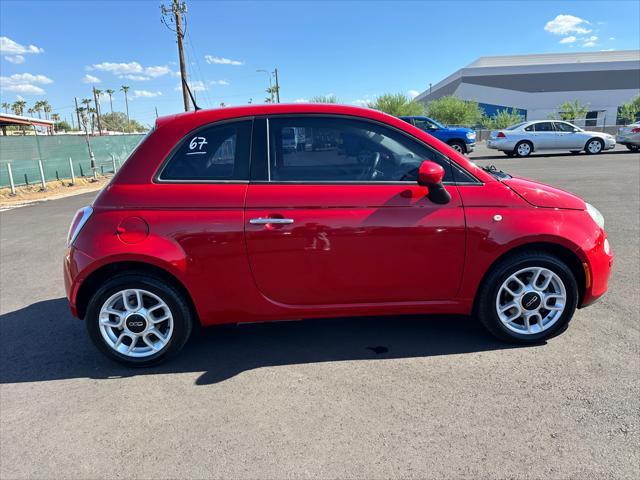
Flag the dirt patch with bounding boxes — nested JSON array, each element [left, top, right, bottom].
[[0, 176, 110, 210]]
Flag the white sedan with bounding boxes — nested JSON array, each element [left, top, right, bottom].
[[487, 120, 616, 157]]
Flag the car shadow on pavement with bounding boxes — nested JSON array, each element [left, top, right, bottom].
[[0, 298, 541, 385]]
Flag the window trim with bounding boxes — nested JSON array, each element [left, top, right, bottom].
[[257, 113, 483, 186], [153, 116, 254, 184]]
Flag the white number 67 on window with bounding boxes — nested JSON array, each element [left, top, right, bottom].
[[189, 136, 208, 150]]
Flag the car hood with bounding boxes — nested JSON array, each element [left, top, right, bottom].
[[502, 176, 586, 210]]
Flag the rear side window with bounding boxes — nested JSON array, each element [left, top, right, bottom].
[[159, 120, 252, 181], [534, 122, 555, 132]]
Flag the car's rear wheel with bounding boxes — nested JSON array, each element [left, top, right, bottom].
[[514, 141, 533, 157], [86, 273, 193, 367], [448, 140, 466, 154], [476, 251, 578, 343], [585, 138, 604, 154], [626, 144, 639, 152]]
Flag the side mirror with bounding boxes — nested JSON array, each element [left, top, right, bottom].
[[417, 160, 451, 204]]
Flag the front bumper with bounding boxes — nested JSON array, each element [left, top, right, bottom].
[[579, 230, 614, 307], [604, 138, 616, 150], [465, 142, 475, 153]]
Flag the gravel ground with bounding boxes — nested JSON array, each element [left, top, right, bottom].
[[1, 144, 638, 479]]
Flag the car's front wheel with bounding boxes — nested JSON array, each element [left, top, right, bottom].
[[86, 273, 194, 367], [448, 140, 466, 154], [476, 251, 578, 343], [585, 138, 604, 154], [626, 144, 639, 152]]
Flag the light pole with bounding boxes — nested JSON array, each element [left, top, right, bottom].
[[257, 69, 273, 103]]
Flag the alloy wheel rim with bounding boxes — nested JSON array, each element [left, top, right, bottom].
[[98, 289, 174, 358], [452, 144, 464, 153], [518, 143, 530, 156], [588, 140, 602, 153], [495, 267, 566, 335]]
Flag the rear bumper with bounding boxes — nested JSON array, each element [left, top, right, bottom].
[[64, 246, 95, 318], [465, 142, 475, 153]]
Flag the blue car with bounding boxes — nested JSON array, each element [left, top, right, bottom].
[[400, 116, 476, 154]]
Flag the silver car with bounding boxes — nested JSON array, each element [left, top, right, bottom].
[[616, 122, 640, 152], [487, 120, 616, 157]]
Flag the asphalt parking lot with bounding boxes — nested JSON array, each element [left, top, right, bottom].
[[1, 144, 639, 479]]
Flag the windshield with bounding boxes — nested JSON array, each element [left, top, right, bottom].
[[428, 118, 445, 129], [506, 122, 527, 130], [481, 164, 511, 180]]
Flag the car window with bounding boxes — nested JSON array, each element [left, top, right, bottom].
[[413, 118, 439, 130], [160, 120, 252, 181], [267, 116, 453, 182], [524, 124, 535, 132], [534, 122, 555, 132], [553, 122, 575, 132], [507, 122, 527, 130]]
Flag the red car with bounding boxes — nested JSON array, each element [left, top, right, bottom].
[[64, 104, 613, 366]]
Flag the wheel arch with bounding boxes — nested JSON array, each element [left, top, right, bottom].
[[75, 260, 200, 324], [515, 139, 535, 152], [472, 241, 586, 314]]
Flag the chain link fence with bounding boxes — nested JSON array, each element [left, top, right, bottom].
[[0, 134, 145, 188]]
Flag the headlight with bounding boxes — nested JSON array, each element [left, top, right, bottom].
[[466, 131, 476, 139], [586, 203, 604, 229]]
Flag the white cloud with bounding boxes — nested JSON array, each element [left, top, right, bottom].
[[204, 55, 244, 66], [544, 14, 591, 35], [294, 98, 308, 103], [89, 61, 143, 75], [130, 90, 162, 99], [144, 66, 171, 77], [352, 99, 370, 107], [582, 35, 598, 47], [82, 74, 101, 84], [1, 73, 53, 95], [408, 89, 420, 99], [559, 36, 577, 44], [609, 37, 615, 40], [0, 36, 44, 56], [4, 55, 25, 64], [123, 74, 150, 81], [210, 80, 230, 85], [174, 80, 227, 92]]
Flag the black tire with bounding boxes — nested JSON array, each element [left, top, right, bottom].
[[475, 250, 578, 344], [584, 138, 604, 155], [85, 273, 194, 367], [626, 144, 639, 152], [448, 140, 466, 154], [514, 141, 533, 157]]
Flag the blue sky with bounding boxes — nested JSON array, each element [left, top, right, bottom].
[[1, 0, 639, 127]]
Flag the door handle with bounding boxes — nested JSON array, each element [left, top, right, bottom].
[[249, 218, 294, 225]]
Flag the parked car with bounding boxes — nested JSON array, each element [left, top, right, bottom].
[[64, 104, 613, 366], [616, 122, 640, 152], [487, 120, 616, 157], [400, 116, 476, 154]]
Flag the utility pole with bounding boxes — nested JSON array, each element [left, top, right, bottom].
[[273, 68, 280, 103], [93, 86, 103, 135], [155, 106, 159, 119], [161, 0, 190, 112], [74, 97, 81, 132]]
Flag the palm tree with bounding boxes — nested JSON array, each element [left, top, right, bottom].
[[42, 100, 51, 120], [27, 107, 35, 116], [120, 85, 130, 133], [33, 101, 43, 119], [77, 107, 88, 133], [1, 102, 10, 113], [11, 100, 27, 116], [51, 113, 60, 122], [80, 98, 93, 133], [105, 89, 115, 113]]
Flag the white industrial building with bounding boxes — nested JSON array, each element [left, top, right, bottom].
[[415, 50, 640, 126]]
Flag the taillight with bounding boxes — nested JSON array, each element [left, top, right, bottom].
[[67, 206, 93, 247], [497, 132, 506, 138], [631, 127, 640, 133]]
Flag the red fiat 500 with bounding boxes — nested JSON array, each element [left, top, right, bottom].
[[64, 104, 613, 366]]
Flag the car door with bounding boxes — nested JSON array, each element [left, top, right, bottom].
[[553, 121, 582, 148], [244, 115, 466, 306], [532, 121, 557, 149]]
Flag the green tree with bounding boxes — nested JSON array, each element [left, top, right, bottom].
[[120, 85, 130, 132], [425, 96, 482, 126], [482, 108, 525, 130], [553, 100, 589, 121], [1, 102, 10, 113], [105, 89, 115, 113], [369, 93, 424, 117], [310, 95, 338, 103], [101, 112, 147, 133], [618, 95, 640, 124], [11, 100, 27, 116], [54, 120, 72, 132], [42, 100, 51, 120], [33, 100, 44, 119]]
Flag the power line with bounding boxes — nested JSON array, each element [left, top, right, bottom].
[[161, 0, 190, 111]]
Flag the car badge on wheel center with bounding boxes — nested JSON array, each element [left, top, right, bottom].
[[126, 314, 147, 333]]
